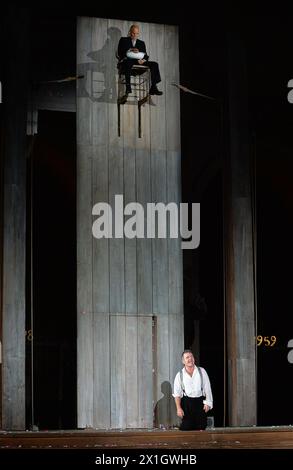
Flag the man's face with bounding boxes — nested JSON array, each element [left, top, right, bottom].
[[182, 352, 195, 368], [130, 27, 139, 39]]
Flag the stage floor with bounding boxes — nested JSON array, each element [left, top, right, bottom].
[[1, 426, 293, 449]]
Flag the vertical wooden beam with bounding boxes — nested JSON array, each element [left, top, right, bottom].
[[138, 315, 153, 427], [0, 76, 4, 433], [0, 12, 5, 427], [110, 315, 126, 427], [2, 6, 29, 429], [77, 16, 94, 428], [125, 316, 138, 427], [165, 26, 184, 424], [225, 32, 257, 426]]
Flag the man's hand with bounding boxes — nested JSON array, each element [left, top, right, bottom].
[[130, 48, 139, 52], [203, 404, 210, 413], [176, 407, 184, 418], [138, 59, 146, 65]]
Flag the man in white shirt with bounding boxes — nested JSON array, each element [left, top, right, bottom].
[[173, 349, 213, 430]]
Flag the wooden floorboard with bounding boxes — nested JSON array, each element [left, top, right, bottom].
[[1, 427, 293, 449]]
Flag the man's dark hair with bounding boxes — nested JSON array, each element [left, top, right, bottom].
[[181, 349, 194, 358]]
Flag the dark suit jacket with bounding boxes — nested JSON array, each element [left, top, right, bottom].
[[117, 37, 149, 62]]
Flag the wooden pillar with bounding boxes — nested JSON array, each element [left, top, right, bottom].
[[225, 32, 257, 426], [0, 11, 4, 429], [77, 17, 183, 429], [0, 61, 3, 434], [1, 7, 29, 429]]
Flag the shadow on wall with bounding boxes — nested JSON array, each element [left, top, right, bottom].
[[154, 381, 179, 429], [77, 27, 121, 103]]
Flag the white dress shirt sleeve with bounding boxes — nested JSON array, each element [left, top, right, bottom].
[[172, 371, 183, 398], [201, 367, 213, 409]]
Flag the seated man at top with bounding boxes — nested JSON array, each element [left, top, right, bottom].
[[117, 24, 163, 96]]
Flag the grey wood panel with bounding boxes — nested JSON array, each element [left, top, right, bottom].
[[149, 24, 168, 316], [92, 144, 110, 314], [110, 315, 126, 428], [164, 26, 180, 152], [136, 149, 153, 316], [93, 314, 110, 428], [2, 8, 29, 429], [2, 227, 25, 430], [233, 197, 256, 425], [151, 192, 169, 315], [76, 144, 93, 289], [89, 0, 110, 317], [125, 316, 138, 427], [154, 315, 170, 427], [77, 16, 108, 429], [90, 21, 110, 313], [234, 197, 255, 359], [77, 16, 93, 65], [76, 137, 93, 315], [122, 20, 138, 313], [77, 306, 93, 427], [76, 144, 93, 427], [226, 35, 256, 426], [77, 99, 92, 145], [108, 19, 125, 315], [167, 150, 183, 315], [149, 22, 167, 151], [150, 148, 169, 315], [164, 26, 183, 318], [77, 17, 95, 427], [236, 358, 256, 425], [92, 103, 108, 147], [138, 316, 153, 427], [77, 17, 93, 146], [134, 23, 152, 316], [123, 140, 138, 314], [108, 139, 125, 314], [169, 313, 184, 426]]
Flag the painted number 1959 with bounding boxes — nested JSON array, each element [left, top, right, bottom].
[[256, 335, 276, 346]]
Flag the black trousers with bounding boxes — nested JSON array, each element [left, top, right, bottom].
[[119, 58, 161, 89], [179, 396, 207, 431]]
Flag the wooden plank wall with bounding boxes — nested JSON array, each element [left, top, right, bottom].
[[77, 17, 183, 429], [1, 7, 29, 429]]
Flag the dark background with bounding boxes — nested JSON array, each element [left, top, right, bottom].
[[1, 3, 293, 429]]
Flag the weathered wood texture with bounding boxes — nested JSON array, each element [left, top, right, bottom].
[[0, 81, 3, 432], [1, 7, 29, 429], [77, 18, 183, 428], [1, 427, 293, 449], [225, 34, 256, 426]]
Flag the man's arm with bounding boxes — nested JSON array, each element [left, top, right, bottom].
[[173, 372, 184, 418], [138, 40, 149, 60], [202, 368, 213, 410], [175, 396, 184, 418]]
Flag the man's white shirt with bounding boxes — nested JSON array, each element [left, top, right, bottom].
[[173, 366, 213, 409]]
